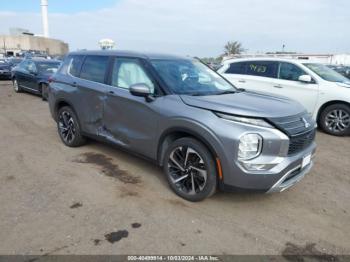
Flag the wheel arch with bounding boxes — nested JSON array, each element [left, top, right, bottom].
[[54, 99, 77, 121], [317, 100, 350, 125], [157, 127, 220, 167]]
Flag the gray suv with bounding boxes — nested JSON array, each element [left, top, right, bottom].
[[48, 51, 316, 201]]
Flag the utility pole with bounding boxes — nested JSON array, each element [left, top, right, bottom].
[[3, 38, 6, 57]]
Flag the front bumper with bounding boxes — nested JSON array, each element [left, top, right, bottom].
[[0, 71, 11, 78], [219, 137, 316, 193]]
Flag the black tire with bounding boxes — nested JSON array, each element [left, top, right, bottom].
[[13, 78, 21, 93], [41, 83, 48, 101], [163, 137, 217, 202], [319, 104, 350, 136], [57, 106, 86, 147]]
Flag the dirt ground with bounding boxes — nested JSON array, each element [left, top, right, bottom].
[[0, 80, 349, 256]]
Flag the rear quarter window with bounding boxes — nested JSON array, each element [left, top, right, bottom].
[[225, 62, 247, 74], [63, 55, 84, 77]]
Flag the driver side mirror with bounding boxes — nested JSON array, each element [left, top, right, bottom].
[[298, 75, 312, 83], [129, 83, 154, 102]]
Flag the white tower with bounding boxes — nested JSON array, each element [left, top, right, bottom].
[[41, 0, 49, 37]]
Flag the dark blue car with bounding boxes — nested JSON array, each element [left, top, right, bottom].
[[0, 59, 12, 80], [12, 58, 61, 100]]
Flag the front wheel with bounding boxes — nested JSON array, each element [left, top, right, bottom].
[[163, 137, 217, 202], [57, 106, 86, 147], [319, 104, 350, 136]]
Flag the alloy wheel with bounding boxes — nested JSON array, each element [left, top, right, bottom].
[[325, 109, 350, 133], [58, 111, 76, 144], [167, 146, 208, 195]]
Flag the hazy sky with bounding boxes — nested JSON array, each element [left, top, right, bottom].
[[0, 0, 349, 57]]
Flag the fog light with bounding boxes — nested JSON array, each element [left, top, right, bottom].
[[238, 134, 262, 160]]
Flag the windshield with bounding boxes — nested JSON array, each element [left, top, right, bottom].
[[151, 59, 235, 95], [37, 62, 61, 74], [304, 63, 350, 83]]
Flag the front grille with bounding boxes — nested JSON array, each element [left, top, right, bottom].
[[288, 129, 316, 155], [269, 112, 316, 155]]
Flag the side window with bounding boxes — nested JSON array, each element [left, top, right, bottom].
[[80, 56, 109, 84], [67, 55, 85, 77], [226, 62, 247, 74], [111, 58, 155, 93], [27, 61, 36, 72], [246, 61, 278, 78], [279, 62, 307, 81], [20, 61, 28, 70]]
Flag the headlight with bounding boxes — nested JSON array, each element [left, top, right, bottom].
[[238, 134, 262, 160], [216, 113, 273, 128]]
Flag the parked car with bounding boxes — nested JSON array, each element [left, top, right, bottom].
[[11, 58, 61, 100], [0, 59, 12, 80], [48, 51, 316, 201], [7, 57, 23, 69], [218, 58, 350, 136]]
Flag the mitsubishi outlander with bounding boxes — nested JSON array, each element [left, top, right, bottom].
[[48, 51, 316, 201]]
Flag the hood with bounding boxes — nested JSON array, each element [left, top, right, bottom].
[[180, 90, 305, 118], [337, 82, 350, 88]]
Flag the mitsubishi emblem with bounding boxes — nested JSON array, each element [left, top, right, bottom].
[[301, 117, 310, 128]]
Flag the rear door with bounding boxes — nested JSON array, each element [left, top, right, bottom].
[[72, 55, 110, 135], [240, 61, 279, 93], [221, 61, 279, 93], [219, 61, 249, 88], [273, 62, 319, 114], [102, 57, 160, 158]]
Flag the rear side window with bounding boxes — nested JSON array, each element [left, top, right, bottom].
[[246, 61, 278, 78], [80, 56, 109, 84], [67, 55, 84, 77], [279, 62, 307, 81], [226, 62, 247, 74]]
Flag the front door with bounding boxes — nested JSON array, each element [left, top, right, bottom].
[[273, 62, 319, 115], [102, 57, 160, 159]]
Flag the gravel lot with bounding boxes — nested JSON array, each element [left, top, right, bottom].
[[0, 80, 349, 256]]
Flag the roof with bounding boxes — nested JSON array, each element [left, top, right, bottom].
[[69, 50, 189, 60], [27, 58, 61, 63], [222, 57, 317, 64]]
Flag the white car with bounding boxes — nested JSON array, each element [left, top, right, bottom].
[[218, 58, 350, 136]]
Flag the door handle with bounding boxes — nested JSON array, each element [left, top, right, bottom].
[[71, 82, 77, 87], [108, 90, 115, 95], [238, 79, 246, 83], [274, 84, 283, 88]]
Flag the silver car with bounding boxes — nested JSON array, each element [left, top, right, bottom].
[[48, 51, 316, 201]]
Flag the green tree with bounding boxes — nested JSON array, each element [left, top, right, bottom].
[[224, 41, 245, 56]]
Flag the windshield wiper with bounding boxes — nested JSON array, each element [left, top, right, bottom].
[[216, 90, 237, 95]]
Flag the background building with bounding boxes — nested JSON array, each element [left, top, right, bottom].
[[0, 32, 69, 57]]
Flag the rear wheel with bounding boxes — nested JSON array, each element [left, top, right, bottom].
[[57, 106, 86, 147], [41, 83, 48, 101], [319, 104, 350, 136], [163, 137, 217, 202], [13, 79, 21, 93]]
